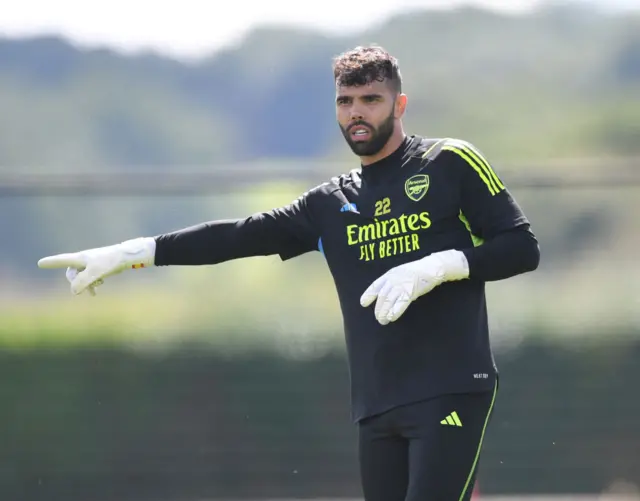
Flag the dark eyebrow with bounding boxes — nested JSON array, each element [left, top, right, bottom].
[[336, 93, 383, 103]]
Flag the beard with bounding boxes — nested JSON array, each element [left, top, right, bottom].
[[340, 109, 395, 157]]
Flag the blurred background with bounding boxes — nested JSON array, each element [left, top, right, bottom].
[[1, 0, 639, 500]]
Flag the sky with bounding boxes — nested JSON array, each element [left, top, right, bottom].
[[0, 0, 636, 60]]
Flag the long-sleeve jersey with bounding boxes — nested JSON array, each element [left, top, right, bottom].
[[154, 135, 540, 422]]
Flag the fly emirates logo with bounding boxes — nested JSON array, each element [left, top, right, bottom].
[[346, 212, 432, 261]]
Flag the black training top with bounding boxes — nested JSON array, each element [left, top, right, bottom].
[[154, 135, 540, 422]]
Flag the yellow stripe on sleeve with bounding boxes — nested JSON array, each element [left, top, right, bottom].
[[446, 139, 505, 194], [461, 141, 505, 191], [441, 145, 498, 196]]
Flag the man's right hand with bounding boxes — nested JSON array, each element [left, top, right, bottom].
[[38, 237, 156, 296]]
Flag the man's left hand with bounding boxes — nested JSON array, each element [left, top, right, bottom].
[[360, 250, 469, 325]]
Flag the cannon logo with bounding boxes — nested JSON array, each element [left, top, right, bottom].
[[405, 174, 429, 202]]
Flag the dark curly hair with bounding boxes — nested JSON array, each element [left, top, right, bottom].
[[332, 45, 402, 93]]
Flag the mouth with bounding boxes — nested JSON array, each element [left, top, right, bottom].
[[349, 125, 371, 141]]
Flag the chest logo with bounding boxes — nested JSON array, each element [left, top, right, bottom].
[[405, 174, 429, 202]]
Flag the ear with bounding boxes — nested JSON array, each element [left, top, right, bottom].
[[395, 93, 407, 119]]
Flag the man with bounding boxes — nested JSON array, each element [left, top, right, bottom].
[[39, 45, 540, 500]]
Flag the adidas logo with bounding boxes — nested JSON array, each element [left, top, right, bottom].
[[440, 411, 463, 427]]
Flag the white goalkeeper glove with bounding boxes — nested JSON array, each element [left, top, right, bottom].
[[360, 249, 469, 325], [37, 237, 156, 296]]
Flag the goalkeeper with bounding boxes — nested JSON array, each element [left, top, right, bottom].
[[39, 45, 540, 501]]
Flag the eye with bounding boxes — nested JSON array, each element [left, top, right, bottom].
[[336, 97, 350, 105], [363, 95, 382, 103]]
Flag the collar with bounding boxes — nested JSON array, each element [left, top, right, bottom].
[[359, 135, 418, 185]]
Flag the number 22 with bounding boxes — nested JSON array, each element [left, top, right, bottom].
[[374, 197, 391, 217]]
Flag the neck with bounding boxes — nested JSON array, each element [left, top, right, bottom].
[[360, 125, 406, 166]]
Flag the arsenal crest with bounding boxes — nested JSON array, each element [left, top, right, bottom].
[[405, 174, 429, 202]]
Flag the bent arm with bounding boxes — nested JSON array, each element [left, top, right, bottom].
[[446, 139, 540, 281], [461, 225, 540, 282]]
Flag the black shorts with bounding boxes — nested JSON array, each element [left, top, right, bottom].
[[357, 382, 498, 501]]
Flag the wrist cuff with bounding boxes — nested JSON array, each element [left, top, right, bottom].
[[432, 249, 469, 281], [120, 237, 156, 268]]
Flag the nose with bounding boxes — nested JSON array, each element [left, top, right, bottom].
[[348, 101, 365, 121], [349, 109, 364, 123]]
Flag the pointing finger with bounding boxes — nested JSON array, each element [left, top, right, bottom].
[[38, 253, 85, 270]]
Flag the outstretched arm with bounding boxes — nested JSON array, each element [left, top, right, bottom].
[[153, 196, 318, 266], [38, 193, 320, 295]]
